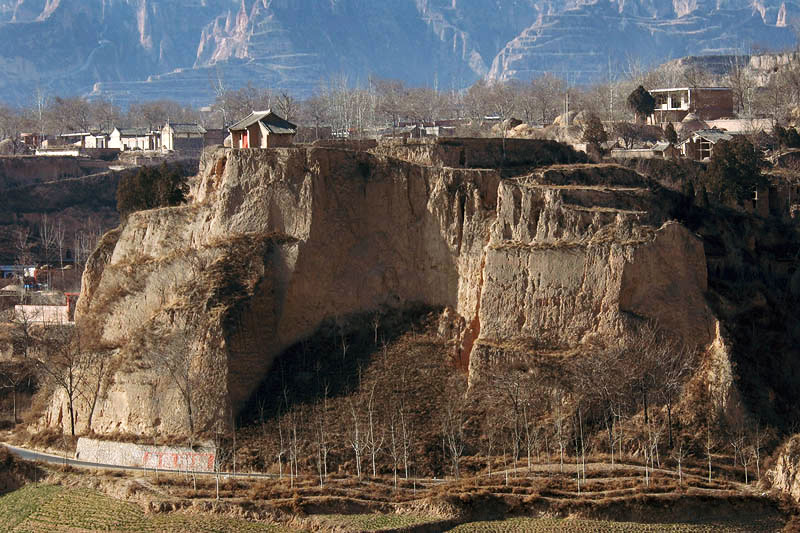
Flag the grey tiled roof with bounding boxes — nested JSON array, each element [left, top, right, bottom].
[[166, 123, 206, 135], [228, 110, 297, 135], [692, 129, 733, 143], [116, 127, 151, 137]]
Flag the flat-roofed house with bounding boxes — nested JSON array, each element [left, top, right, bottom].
[[58, 129, 111, 149], [109, 127, 159, 151], [161, 122, 207, 152], [648, 87, 734, 125], [229, 110, 297, 149]]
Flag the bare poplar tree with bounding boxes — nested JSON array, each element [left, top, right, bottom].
[[39, 215, 57, 287], [441, 376, 466, 479], [365, 382, 384, 477], [483, 411, 497, 477], [552, 387, 569, 472], [347, 397, 366, 479], [388, 411, 401, 488], [400, 405, 413, 479], [670, 437, 686, 485], [314, 384, 330, 487], [54, 218, 66, 285]]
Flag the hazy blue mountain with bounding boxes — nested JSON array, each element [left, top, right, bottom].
[[0, 0, 795, 107]]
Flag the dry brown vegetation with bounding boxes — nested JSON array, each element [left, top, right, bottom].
[[214, 304, 781, 507]]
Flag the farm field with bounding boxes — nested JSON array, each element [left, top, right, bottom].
[[445, 516, 784, 532], [317, 512, 444, 530], [0, 482, 789, 532], [0, 483, 290, 532]]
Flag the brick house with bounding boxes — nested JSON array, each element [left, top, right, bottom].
[[648, 87, 734, 125], [161, 123, 207, 152], [229, 110, 297, 149]]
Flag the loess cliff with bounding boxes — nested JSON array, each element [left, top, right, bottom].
[[45, 139, 783, 437]]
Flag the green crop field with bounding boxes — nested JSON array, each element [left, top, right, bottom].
[[446, 517, 783, 532], [0, 483, 291, 532]]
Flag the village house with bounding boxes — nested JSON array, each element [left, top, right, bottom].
[[58, 129, 111, 149], [228, 110, 297, 149], [109, 127, 159, 151], [19, 132, 42, 147], [611, 142, 680, 160], [648, 87, 734, 125], [678, 128, 734, 160], [161, 122, 207, 152]]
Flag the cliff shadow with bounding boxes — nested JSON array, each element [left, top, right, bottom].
[[236, 304, 445, 426]]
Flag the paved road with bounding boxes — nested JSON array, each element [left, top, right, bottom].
[[6, 443, 164, 473], [2, 443, 274, 478], [3, 443, 445, 485]]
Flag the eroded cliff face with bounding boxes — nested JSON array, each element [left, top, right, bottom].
[[48, 142, 719, 437], [468, 165, 715, 380], [52, 146, 498, 435]]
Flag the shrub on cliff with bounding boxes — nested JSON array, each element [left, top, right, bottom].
[[702, 137, 768, 204], [116, 162, 189, 218], [581, 114, 607, 153]]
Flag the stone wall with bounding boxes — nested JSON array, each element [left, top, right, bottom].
[[75, 437, 216, 472], [14, 305, 69, 324]]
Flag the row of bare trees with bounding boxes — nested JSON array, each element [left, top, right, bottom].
[[211, 321, 771, 488], [0, 308, 771, 491], [12, 215, 102, 274], [2, 53, 799, 153]]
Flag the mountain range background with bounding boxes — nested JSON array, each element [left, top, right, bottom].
[[0, 0, 798, 108]]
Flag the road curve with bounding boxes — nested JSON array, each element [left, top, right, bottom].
[[3, 443, 275, 478]]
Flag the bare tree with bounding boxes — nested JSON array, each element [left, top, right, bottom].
[[441, 376, 467, 479], [388, 410, 401, 488], [302, 94, 329, 141], [28, 321, 93, 436], [552, 387, 569, 473], [530, 74, 567, 124], [314, 384, 330, 487], [145, 321, 203, 438], [494, 369, 526, 468], [751, 422, 766, 482], [400, 402, 413, 479], [38, 215, 57, 285], [275, 92, 298, 122], [0, 358, 34, 423], [483, 410, 497, 477], [81, 351, 109, 432], [365, 382, 384, 477], [670, 436, 687, 485], [50, 96, 93, 134], [72, 220, 102, 272], [14, 227, 33, 267], [522, 400, 541, 471], [347, 397, 367, 479], [706, 424, 714, 483], [54, 218, 66, 286]]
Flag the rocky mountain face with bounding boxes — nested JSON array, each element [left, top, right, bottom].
[[0, 0, 796, 107], [46, 139, 755, 438]]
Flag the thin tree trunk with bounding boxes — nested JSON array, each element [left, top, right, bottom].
[[667, 401, 673, 449]]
